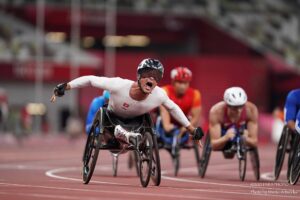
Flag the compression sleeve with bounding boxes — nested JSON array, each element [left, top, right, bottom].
[[68, 76, 122, 91], [162, 98, 191, 127]]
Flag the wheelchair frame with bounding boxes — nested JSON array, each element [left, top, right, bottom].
[[199, 132, 260, 181], [82, 107, 161, 187]]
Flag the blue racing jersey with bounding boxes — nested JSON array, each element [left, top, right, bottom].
[[85, 96, 106, 134], [284, 89, 300, 123]]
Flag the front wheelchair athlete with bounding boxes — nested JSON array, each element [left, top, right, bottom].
[[156, 117, 200, 176], [82, 107, 160, 187], [50, 58, 204, 187]]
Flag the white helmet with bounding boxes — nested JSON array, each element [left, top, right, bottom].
[[223, 87, 247, 106]]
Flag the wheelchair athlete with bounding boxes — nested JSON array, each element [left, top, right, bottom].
[[209, 87, 258, 157], [283, 89, 300, 184], [50, 58, 204, 147], [156, 66, 202, 148]]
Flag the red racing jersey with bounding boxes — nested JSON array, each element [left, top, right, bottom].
[[163, 85, 201, 125]]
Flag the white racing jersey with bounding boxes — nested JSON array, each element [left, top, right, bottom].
[[69, 76, 190, 127]]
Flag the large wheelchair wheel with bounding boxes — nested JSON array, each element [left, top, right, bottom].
[[238, 139, 247, 181], [249, 147, 260, 181], [287, 132, 296, 180], [274, 126, 289, 180], [138, 132, 153, 187], [151, 133, 161, 186], [289, 135, 300, 185], [82, 121, 101, 184], [199, 135, 212, 178]]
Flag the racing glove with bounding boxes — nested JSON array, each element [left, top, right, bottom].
[[192, 127, 204, 140], [54, 83, 67, 97]]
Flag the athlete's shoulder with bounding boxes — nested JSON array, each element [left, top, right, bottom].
[[112, 77, 133, 83], [288, 89, 300, 98], [245, 101, 258, 120], [191, 88, 201, 95], [153, 86, 168, 99], [209, 101, 225, 123], [245, 101, 258, 111], [210, 101, 225, 115]]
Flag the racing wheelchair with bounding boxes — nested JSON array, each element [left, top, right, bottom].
[[274, 125, 296, 181], [82, 107, 161, 187], [199, 130, 260, 181], [156, 117, 201, 176]]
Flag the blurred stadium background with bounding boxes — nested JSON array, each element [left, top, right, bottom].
[[0, 0, 300, 144]]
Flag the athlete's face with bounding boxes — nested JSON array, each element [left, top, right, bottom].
[[139, 77, 158, 94], [173, 81, 190, 96], [227, 105, 244, 117]]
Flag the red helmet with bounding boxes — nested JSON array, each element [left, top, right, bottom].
[[170, 67, 192, 82]]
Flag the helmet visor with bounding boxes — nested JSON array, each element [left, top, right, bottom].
[[139, 68, 162, 83]]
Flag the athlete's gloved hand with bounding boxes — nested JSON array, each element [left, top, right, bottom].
[[192, 127, 204, 140], [54, 83, 67, 97]]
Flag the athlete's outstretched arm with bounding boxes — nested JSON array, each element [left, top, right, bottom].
[[162, 98, 191, 129], [51, 76, 119, 102]]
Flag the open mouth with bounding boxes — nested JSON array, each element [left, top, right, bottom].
[[146, 82, 153, 88]]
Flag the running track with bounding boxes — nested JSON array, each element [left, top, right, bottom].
[[0, 134, 299, 200]]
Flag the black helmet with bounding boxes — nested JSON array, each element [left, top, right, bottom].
[[137, 58, 164, 81]]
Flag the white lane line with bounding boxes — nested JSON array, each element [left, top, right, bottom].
[[0, 191, 109, 200], [260, 170, 289, 183], [261, 171, 276, 181], [177, 187, 299, 199], [46, 166, 300, 196], [161, 174, 300, 192], [45, 167, 132, 186], [0, 182, 226, 200], [0, 164, 51, 170]]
